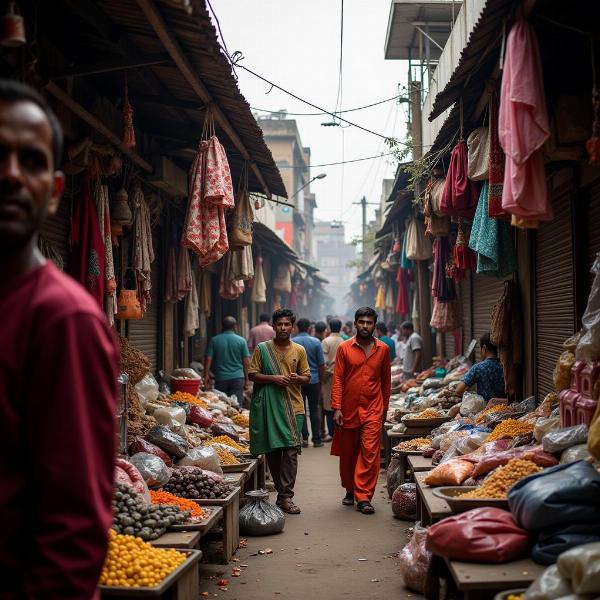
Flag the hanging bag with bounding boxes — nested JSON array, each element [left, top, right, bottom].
[[116, 268, 143, 320], [229, 163, 254, 250], [405, 217, 433, 261], [467, 126, 491, 181], [272, 263, 292, 294]]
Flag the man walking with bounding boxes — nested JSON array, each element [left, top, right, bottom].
[[375, 322, 397, 360], [249, 309, 311, 514], [314, 320, 327, 341], [331, 307, 391, 514], [401, 321, 423, 380], [0, 80, 119, 598], [293, 317, 325, 448], [204, 316, 250, 405], [341, 320, 353, 340], [321, 318, 344, 442], [247, 312, 274, 353]]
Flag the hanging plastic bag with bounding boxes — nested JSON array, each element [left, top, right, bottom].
[[524, 564, 573, 599], [398, 524, 432, 594], [129, 452, 172, 488], [386, 455, 404, 498], [392, 483, 417, 520], [557, 542, 600, 594], [176, 446, 223, 476], [239, 490, 286, 536], [576, 253, 600, 361], [134, 373, 159, 407], [145, 425, 188, 459], [405, 217, 433, 261], [542, 425, 588, 454]]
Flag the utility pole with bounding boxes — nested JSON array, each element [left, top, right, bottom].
[[353, 195, 378, 267]]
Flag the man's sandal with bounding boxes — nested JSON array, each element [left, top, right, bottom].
[[342, 493, 355, 506], [277, 499, 301, 514], [356, 501, 375, 514]]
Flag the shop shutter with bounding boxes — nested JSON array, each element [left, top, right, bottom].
[[443, 330, 454, 359], [535, 191, 575, 399], [460, 271, 473, 353], [40, 192, 71, 269], [588, 184, 600, 281], [472, 273, 507, 360]]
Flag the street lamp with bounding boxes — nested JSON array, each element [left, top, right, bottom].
[[288, 172, 327, 202]]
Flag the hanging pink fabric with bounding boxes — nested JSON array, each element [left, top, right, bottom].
[[395, 265, 410, 315], [69, 177, 105, 307], [441, 141, 481, 218], [499, 18, 552, 223]]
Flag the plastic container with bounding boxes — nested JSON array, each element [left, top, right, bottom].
[[170, 378, 201, 395], [576, 395, 598, 427], [572, 360, 586, 392], [559, 388, 579, 427], [580, 360, 600, 397]]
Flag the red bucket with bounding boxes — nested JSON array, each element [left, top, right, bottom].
[[170, 378, 201, 396]]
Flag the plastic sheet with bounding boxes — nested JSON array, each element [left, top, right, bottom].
[[176, 446, 223, 475], [392, 483, 417, 520], [534, 417, 561, 442], [455, 431, 490, 455], [424, 459, 474, 486], [542, 425, 588, 454], [470, 446, 558, 478], [560, 444, 592, 464], [460, 392, 486, 416], [134, 373, 159, 407], [524, 564, 573, 599], [145, 425, 188, 458], [386, 456, 404, 498], [129, 452, 171, 488], [239, 490, 285, 536], [398, 524, 432, 593], [557, 542, 600, 594], [128, 437, 173, 466], [576, 253, 600, 361]]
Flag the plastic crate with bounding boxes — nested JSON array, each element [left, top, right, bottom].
[[559, 388, 579, 427]]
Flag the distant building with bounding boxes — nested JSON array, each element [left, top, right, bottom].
[[314, 221, 357, 316]]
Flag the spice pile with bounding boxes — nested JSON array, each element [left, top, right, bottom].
[[474, 404, 512, 424], [486, 419, 534, 442], [393, 438, 431, 451], [460, 459, 542, 499], [206, 435, 249, 453], [162, 468, 234, 499], [212, 446, 240, 465], [411, 408, 445, 420], [168, 391, 209, 408], [149, 490, 208, 520], [99, 530, 186, 588], [233, 413, 250, 427]]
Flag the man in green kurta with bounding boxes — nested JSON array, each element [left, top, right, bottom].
[[249, 309, 311, 514]]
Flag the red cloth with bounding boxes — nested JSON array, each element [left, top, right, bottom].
[[0, 262, 119, 599], [69, 178, 105, 307], [441, 141, 481, 218], [395, 266, 410, 315], [330, 337, 391, 427], [488, 95, 508, 218]]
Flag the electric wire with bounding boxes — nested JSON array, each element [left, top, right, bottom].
[[276, 151, 395, 168]]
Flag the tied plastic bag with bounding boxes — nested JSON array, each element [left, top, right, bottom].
[[398, 524, 432, 594], [114, 458, 150, 501], [426, 507, 530, 563], [188, 405, 213, 428], [557, 542, 600, 594], [145, 425, 188, 459], [553, 351, 576, 391], [135, 373, 159, 407], [211, 422, 240, 441], [576, 253, 600, 361], [128, 437, 173, 466], [524, 564, 573, 599], [560, 444, 592, 464], [470, 446, 558, 478], [455, 430, 490, 455], [176, 446, 223, 476], [171, 368, 202, 380], [153, 406, 187, 433], [239, 490, 285, 536], [129, 452, 171, 488], [386, 456, 404, 498], [424, 459, 474, 486], [542, 425, 588, 454], [535, 417, 561, 442], [392, 483, 417, 520], [460, 392, 486, 416]]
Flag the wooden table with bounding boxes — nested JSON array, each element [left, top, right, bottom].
[[407, 454, 433, 475], [242, 459, 259, 493], [414, 471, 452, 525], [195, 486, 241, 564], [384, 429, 416, 468], [150, 530, 202, 550]]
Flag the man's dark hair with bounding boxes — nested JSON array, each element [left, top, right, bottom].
[[387, 322, 397, 332], [259, 313, 270, 323], [296, 317, 311, 332], [222, 316, 237, 330], [272, 308, 296, 325], [315, 321, 327, 334], [480, 332, 498, 355], [329, 318, 342, 333], [345, 320, 353, 328], [401, 321, 414, 331], [0, 79, 64, 167], [376, 322, 388, 335], [355, 307, 378, 322]]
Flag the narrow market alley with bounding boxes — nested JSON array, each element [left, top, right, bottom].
[[199, 447, 417, 600]]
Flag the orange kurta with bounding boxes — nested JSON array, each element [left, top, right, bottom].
[[330, 337, 391, 502]]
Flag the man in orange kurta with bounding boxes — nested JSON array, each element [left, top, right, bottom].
[[330, 307, 391, 514]]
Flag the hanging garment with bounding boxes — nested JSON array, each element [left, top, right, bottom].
[[441, 141, 482, 218], [219, 260, 244, 300], [430, 298, 462, 333], [272, 263, 292, 294], [94, 183, 116, 324], [181, 136, 234, 267], [469, 182, 517, 277], [69, 177, 105, 307], [488, 95, 508, 218], [164, 246, 178, 303], [405, 217, 433, 261], [467, 126, 491, 181], [176, 247, 193, 300], [223, 246, 254, 282], [384, 276, 395, 311], [198, 270, 211, 316], [395, 265, 410, 316], [400, 231, 414, 269], [430, 178, 446, 216], [424, 180, 450, 237], [499, 19, 552, 223], [184, 269, 200, 338], [453, 222, 477, 275], [229, 189, 254, 250], [251, 256, 267, 303], [432, 237, 457, 302], [131, 187, 155, 313], [375, 284, 385, 310]]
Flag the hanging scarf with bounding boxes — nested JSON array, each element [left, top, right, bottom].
[[441, 140, 481, 218], [251, 256, 267, 303], [488, 95, 507, 218], [400, 232, 414, 270], [94, 182, 116, 324], [164, 246, 178, 303], [432, 237, 457, 302], [184, 269, 200, 338], [176, 247, 193, 300], [198, 270, 212, 316], [132, 186, 154, 312], [69, 176, 105, 306], [375, 284, 385, 310], [395, 265, 410, 315]]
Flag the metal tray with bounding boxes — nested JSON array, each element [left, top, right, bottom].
[[168, 506, 220, 531], [221, 461, 253, 472], [402, 416, 451, 428], [432, 486, 509, 513]]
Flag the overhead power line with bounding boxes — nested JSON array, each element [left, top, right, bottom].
[[277, 152, 395, 168]]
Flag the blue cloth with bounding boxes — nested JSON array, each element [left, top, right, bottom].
[[379, 335, 396, 360], [206, 331, 250, 380], [292, 333, 325, 384], [463, 357, 505, 402]]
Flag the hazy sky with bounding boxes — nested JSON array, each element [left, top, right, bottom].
[[211, 0, 409, 241]]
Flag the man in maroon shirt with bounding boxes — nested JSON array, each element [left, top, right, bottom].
[[0, 80, 119, 599]]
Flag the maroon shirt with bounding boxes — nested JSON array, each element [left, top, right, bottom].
[[0, 261, 119, 599]]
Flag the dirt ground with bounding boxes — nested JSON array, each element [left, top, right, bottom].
[[198, 445, 422, 600]]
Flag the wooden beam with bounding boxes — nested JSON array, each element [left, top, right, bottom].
[[131, 93, 206, 111], [135, 0, 273, 199], [51, 56, 173, 79], [45, 81, 153, 174]]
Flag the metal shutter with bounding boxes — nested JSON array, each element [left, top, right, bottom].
[[40, 192, 71, 269], [535, 191, 575, 399], [472, 273, 507, 360], [460, 271, 473, 353], [588, 184, 600, 282]]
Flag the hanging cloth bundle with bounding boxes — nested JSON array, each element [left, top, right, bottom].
[[131, 185, 155, 312], [184, 268, 200, 338], [430, 298, 462, 333], [452, 219, 477, 280], [431, 236, 457, 302], [94, 182, 117, 324], [122, 73, 136, 149], [405, 216, 433, 261], [467, 126, 491, 181], [441, 141, 481, 218], [229, 162, 254, 249], [251, 256, 267, 303], [198, 270, 212, 315]]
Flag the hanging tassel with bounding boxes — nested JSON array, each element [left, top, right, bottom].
[[122, 73, 136, 149]]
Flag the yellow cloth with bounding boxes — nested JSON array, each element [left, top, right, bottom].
[[248, 341, 310, 415], [375, 285, 385, 309]]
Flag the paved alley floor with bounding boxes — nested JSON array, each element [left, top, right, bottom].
[[199, 445, 421, 600]]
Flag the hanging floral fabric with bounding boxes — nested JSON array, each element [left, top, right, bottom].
[[131, 186, 155, 312], [430, 298, 462, 333], [488, 94, 508, 218], [69, 176, 105, 307], [164, 246, 178, 303], [94, 182, 116, 324], [198, 270, 211, 316], [176, 247, 193, 300], [184, 269, 199, 338], [395, 265, 411, 316], [467, 126, 490, 181], [431, 236, 457, 302], [469, 181, 517, 277], [375, 283, 385, 310], [499, 18, 552, 225], [251, 256, 267, 303], [441, 140, 481, 218]]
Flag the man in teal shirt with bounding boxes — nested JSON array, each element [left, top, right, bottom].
[[204, 316, 250, 405]]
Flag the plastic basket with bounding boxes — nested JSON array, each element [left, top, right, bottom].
[[170, 378, 201, 395]]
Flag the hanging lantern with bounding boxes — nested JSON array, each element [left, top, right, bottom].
[[0, 3, 26, 47], [122, 73, 136, 149], [112, 187, 132, 227]]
